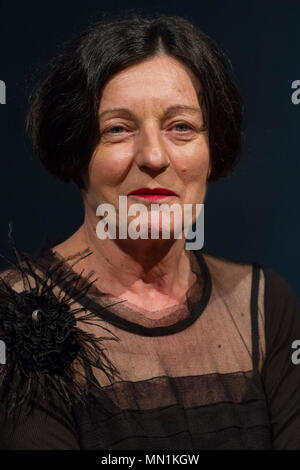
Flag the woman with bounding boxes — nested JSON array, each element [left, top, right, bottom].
[[0, 12, 300, 450]]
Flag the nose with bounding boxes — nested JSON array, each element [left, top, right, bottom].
[[134, 123, 170, 172]]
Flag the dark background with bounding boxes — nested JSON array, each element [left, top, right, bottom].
[[0, 0, 299, 301]]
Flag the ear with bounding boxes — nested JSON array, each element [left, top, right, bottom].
[[207, 162, 212, 179]]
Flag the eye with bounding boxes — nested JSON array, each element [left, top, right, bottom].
[[105, 125, 126, 134], [172, 122, 194, 132]]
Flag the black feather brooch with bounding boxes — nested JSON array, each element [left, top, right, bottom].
[[0, 224, 122, 422]]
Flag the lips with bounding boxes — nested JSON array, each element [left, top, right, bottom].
[[128, 187, 178, 200]]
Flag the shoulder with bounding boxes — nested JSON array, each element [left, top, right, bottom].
[[201, 250, 299, 312], [0, 254, 55, 298], [0, 242, 121, 423], [0, 265, 28, 294], [199, 251, 262, 334], [200, 252, 300, 367], [200, 250, 254, 296], [262, 266, 299, 309], [260, 266, 300, 350]]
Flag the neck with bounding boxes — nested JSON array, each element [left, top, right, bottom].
[[52, 215, 196, 304]]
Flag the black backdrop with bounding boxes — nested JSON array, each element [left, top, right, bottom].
[[0, 0, 299, 302]]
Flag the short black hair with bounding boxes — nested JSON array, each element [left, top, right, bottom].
[[26, 11, 244, 189]]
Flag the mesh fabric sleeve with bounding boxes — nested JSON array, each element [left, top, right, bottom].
[[261, 267, 300, 450], [0, 384, 80, 450]]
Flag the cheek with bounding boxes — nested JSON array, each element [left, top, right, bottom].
[[176, 139, 210, 182], [88, 146, 133, 186]]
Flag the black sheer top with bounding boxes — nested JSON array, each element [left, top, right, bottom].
[[1, 244, 300, 450]]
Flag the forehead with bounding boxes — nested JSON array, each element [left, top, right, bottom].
[[99, 55, 201, 110]]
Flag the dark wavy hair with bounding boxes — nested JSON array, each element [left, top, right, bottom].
[[26, 11, 244, 189]]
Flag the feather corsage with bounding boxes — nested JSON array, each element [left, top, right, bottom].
[[0, 223, 122, 422]]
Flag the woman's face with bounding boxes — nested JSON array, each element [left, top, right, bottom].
[[83, 54, 210, 239]]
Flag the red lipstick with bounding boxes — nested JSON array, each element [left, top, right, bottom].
[[128, 187, 178, 201]]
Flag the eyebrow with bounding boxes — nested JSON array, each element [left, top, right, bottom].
[[99, 105, 202, 120]]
